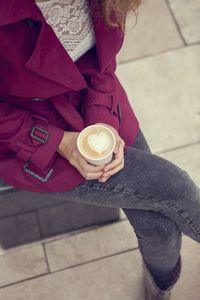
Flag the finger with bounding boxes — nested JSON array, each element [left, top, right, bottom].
[[100, 159, 124, 181], [80, 160, 105, 174], [79, 168, 103, 180], [72, 158, 103, 180], [98, 177, 109, 183], [74, 151, 105, 173], [99, 156, 124, 180], [103, 141, 124, 172], [98, 172, 110, 182], [113, 141, 120, 154], [83, 171, 104, 180], [114, 140, 125, 158], [74, 153, 105, 180], [103, 153, 122, 173]]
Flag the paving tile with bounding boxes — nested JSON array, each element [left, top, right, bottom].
[[0, 235, 199, 299], [0, 250, 144, 300], [172, 236, 200, 300], [45, 219, 138, 272], [160, 143, 200, 187], [116, 44, 200, 153], [117, 0, 183, 63], [38, 201, 120, 237], [168, 0, 200, 44], [0, 245, 48, 288], [0, 212, 40, 250], [120, 208, 127, 220]]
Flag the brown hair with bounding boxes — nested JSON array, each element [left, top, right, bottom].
[[91, 0, 142, 32]]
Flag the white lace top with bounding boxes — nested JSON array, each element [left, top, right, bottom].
[[36, 0, 96, 62]]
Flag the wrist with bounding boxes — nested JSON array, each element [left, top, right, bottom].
[[57, 131, 68, 154], [57, 131, 79, 157]]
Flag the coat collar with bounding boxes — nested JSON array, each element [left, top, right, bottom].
[[0, 0, 124, 87], [0, 0, 87, 91]]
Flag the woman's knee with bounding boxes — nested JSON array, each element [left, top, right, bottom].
[[123, 209, 180, 243], [124, 148, 194, 205]]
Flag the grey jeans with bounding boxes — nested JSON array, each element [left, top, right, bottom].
[[58, 128, 200, 286], [1, 129, 200, 287]]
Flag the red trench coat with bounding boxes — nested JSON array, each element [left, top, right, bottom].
[[0, 0, 139, 192]]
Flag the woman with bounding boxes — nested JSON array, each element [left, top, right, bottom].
[[0, 0, 200, 299]]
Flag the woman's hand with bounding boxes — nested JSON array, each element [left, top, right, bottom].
[[57, 131, 105, 180], [96, 123, 125, 183]]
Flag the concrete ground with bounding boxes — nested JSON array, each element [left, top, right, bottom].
[[0, 0, 200, 299]]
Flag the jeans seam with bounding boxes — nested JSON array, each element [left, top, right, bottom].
[[159, 200, 200, 237], [80, 185, 200, 240]]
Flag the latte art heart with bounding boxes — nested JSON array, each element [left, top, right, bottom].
[[87, 132, 110, 153]]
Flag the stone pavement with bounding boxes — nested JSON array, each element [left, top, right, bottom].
[[0, 0, 200, 299]]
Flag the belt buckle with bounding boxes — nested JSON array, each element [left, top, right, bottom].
[[24, 161, 53, 183], [30, 126, 49, 144]]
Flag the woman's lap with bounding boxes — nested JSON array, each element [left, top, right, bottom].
[[1, 128, 200, 242], [61, 128, 200, 242]]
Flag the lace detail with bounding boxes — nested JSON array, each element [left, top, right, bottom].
[[36, 0, 96, 61]]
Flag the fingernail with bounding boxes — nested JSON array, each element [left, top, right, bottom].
[[101, 178, 107, 182]]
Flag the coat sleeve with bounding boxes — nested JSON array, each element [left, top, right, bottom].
[[0, 101, 64, 172], [82, 57, 122, 131]]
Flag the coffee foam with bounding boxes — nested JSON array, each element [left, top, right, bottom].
[[78, 127, 114, 159], [87, 131, 110, 153]]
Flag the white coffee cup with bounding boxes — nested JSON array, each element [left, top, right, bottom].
[[77, 124, 116, 166]]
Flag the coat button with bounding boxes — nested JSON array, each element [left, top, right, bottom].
[[31, 97, 44, 101], [25, 19, 40, 28]]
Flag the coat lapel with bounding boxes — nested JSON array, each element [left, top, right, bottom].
[[0, 0, 87, 91], [25, 19, 87, 91], [0, 0, 124, 85]]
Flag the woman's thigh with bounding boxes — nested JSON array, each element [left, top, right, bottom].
[[61, 128, 200, 242], [129, 128, 151, 153]]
